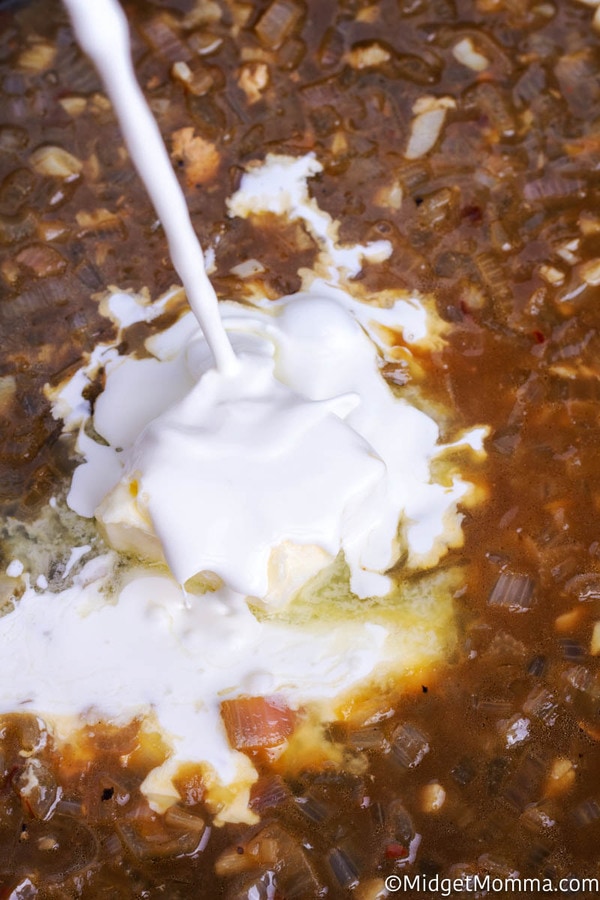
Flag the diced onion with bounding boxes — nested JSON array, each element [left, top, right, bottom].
[[221, 696, 296, 750], [488, 572, 535, 611], [254, 0, 304, 50], [327, 846, 360, 889], [452, 37, 489, 71], [29, 146, 82, 179], [405, 96, 455, 160]]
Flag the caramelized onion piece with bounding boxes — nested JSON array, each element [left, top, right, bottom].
[[295, 791, 331, 824], [522, 685, 559, 726], [503, 753, 547, 812], [405, 96, 455, 159], [0, 714, 47, 758], [0, 168, 35, 217], [116, 815, 202, 860], [163, 803, 206, 834], [216, 823, 323, 896], [29, 146, 82, 179], [488, 572, 535, 611], [249, 775, 292, 814], [0, 212, 36, 245], [474, 697, 513, 715], [254, 0, 304, 50], [390, 723, 430, 768], [386, 798, 416, 845], [16, 244, 67, 278], [421, 781, 446, 812], [216, 833, 278, 877], [14, 759, 61, 821], [484, 630, 527, 663], [346, 41, 391, 70], [347, 725, 387, 751], [328, 846, 361, 889], [563, 572, 600, 601], [138, 15, 192, 64], [564, 665, 600, 699], [221, 696, 296, 750]]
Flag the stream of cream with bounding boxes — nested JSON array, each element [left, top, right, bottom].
[[62, 0, 237, 374]]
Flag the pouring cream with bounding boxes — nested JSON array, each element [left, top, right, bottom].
[[62, 0, 237, 374]]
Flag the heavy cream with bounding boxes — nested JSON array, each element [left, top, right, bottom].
[[0, 551, 455, 823], [69, 282, 481, 601]]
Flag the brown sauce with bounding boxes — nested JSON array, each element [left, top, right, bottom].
[[1, 0, 600, 896]]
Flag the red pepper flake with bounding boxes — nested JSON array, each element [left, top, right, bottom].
[[532, 330, 545, 344], [385, 841, 409, 860]]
